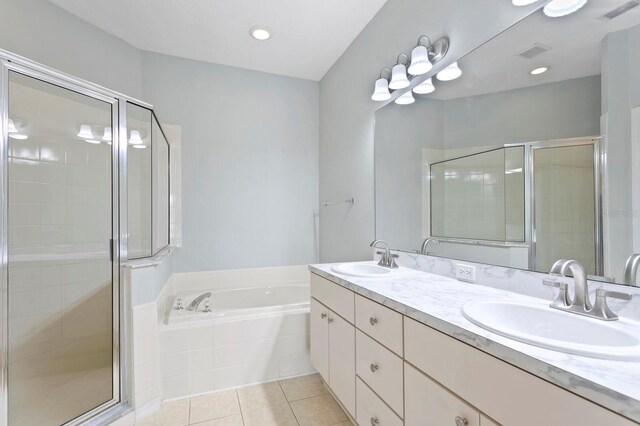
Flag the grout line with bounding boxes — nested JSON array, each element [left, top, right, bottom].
[[235, 390, 246, 426], [276, 380, 301, 425]]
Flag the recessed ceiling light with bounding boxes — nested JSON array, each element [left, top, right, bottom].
[[543, 0, 587, 17], [530, 66, 549, 75], [250, 26, 271, 41], [512, 0, 538, 5]]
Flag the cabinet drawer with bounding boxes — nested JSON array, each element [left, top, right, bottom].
[[357, 377, 403, 426], [311, 273, 354, 324], [356, 330, 403, 417], [405, 362, 480, 426], [404, 318, 636, 426], [355, 294, 403, 356]]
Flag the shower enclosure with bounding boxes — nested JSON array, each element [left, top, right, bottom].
[[0, 50, 170, 425]]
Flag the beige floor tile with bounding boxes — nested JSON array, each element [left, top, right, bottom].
[[190, 390, 240, 424], [279, 374, 328, 402], [190, 414, 244, 425], [237, 382, 287, 412], [290, 394, 348, 426], [136, 399, 190, 426], [330, 422, 353, 426], [242, 402, 298, 426]]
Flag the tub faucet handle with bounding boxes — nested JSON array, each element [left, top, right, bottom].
[[175, 298, 184, 310], [203, 299, 211, 313]]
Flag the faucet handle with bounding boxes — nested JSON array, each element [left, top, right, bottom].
[[592, 289, 631, 321], [544, 279, 571, 308]]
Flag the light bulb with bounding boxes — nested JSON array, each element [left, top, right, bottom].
[[77, 124, 94, 139], [371, 78, 391, 101], [102, 127, 112, 142], [413, 78, 435, 95], [408, 45, 433, 76], [436, 61, 462, 81], [395, 91, 415, 105], [389, 63, 410, 90], [8, 118, 18, 133], [129, 130, 143, 145], [543, 0, 587, 17]]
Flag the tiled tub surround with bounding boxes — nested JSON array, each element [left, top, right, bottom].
[[157, 266, 314, 401], [310, 256, 640, 423]]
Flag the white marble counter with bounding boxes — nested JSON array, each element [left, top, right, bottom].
[[309, 262, 640, 423]]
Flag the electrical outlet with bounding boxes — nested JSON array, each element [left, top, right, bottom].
[[456, 264, 476, 282]]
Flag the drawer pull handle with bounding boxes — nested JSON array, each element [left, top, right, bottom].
[[369, 317, 378, 326], [371, 417, 379, 425], [328, 317, 334, 324], [370, 363, 379, 373], [320, 312, 327, 319], [455, 416, 468, 426]]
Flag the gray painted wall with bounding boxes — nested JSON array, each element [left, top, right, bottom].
[[375, 98, 443, 250], [443, 76, 601, 148], [318, 0, 543, 263], [141, 52, 320, 273], [0, 0, 143, 98]]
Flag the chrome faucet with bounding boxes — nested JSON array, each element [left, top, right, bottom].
[[420, 237, 439, 255], [623, 254, 640, 287], [545, 259, 630, 321], [370, 239, 398, 269], [188, 292, 212, 311]]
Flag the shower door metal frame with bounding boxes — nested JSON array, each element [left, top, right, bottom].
[[508, 136, 604, 277], [0, 48, 152, 426]]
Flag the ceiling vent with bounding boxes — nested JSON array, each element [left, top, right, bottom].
[[517, 43, 551, 59], [600, 0, 640, 20]]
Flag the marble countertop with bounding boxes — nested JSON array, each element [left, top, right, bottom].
[[309, 262, 640, 423]]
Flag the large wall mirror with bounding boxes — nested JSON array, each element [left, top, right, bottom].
[[374, 0, 640, 286]]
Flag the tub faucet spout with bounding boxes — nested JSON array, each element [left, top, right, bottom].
[[188, 292, 212, 311]]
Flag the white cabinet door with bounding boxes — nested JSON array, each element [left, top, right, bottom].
[[405, 362, 480, 426], [310, 298, 329, 383], [481, 415, 500, 426], [329, 311, 356, 417]]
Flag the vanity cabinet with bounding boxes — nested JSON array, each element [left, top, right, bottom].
[[310, 272, 638, 426], [310, 274, 356, 416]]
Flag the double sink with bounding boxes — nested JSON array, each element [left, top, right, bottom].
[[331, 262, 640, 361]]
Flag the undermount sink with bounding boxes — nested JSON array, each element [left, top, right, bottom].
[[463, 300, 640, 361], [331, 262, 397, 278]]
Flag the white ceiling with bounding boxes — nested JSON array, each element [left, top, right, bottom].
[[47, 0, 389, 81], [419, 0, 640, 100]]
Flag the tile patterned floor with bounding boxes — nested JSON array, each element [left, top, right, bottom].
[[136, 374, 352, 426]]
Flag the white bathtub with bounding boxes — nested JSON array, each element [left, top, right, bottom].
[[168, 285, 310, 323], [159, 275, 313, 399]]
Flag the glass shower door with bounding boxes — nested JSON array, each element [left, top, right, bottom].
[[532, 143, 598, 275], [6, 71, 116, 425]]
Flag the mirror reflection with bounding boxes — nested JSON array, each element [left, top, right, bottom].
[[374, 0, 640, 285]]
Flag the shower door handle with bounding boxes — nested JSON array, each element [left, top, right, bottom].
[[109, 239, 114, 262]]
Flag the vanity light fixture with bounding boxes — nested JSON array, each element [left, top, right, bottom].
[[8, 118, 18, 133], [250, 26, 271, 41], [436, 61, 462, 81], [7, 118, 28, 140], [389, 54, 410, 90], [543, 0, 587, 17], [84, 139, 101, 144], [408, 36, 434, 76], [530, 66, 549, 75], [102, 126, 112, 142], [395, 90, 415, 105], [132, 144, 147, 149], [129, 129, 143, 145], [413, 77, 435, 95], [371, 68, 392, 101], [77, 124, 94, 140]]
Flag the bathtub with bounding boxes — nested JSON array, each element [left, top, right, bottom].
[[168, 285, 310, 323], [159, 276, 314, 399]]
